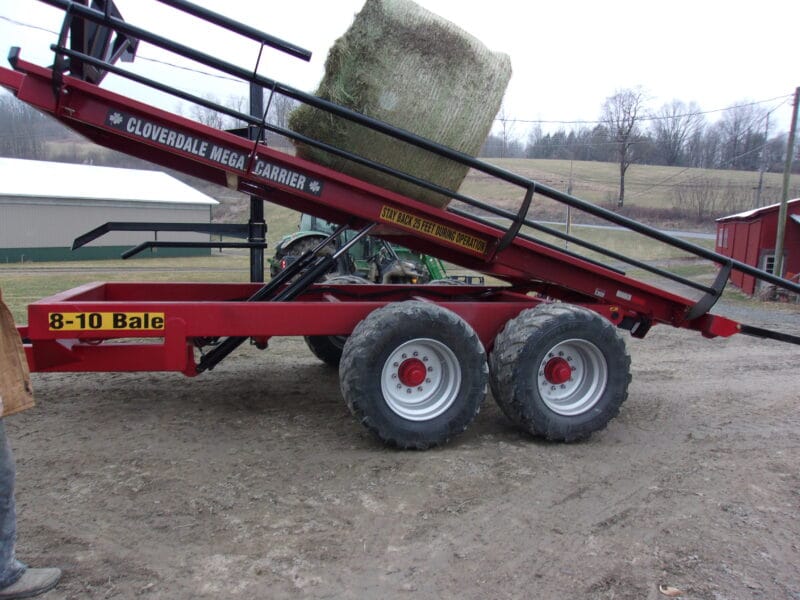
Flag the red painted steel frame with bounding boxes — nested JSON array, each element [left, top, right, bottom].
[[17, 282, 616, 375], [17, 281, 739, 375], [0, 59, 744, 375]]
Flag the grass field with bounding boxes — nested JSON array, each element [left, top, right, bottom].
[[0, 254, 251, 323], [471, 158, 797, 208]]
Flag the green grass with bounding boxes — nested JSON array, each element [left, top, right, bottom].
[[464, 158, 799, 213], [519, 222, 716, 263], [0, 254, 251, 323]]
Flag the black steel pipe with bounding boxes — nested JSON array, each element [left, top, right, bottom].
[[153, 0, 311, 61], [447, 209, 627, 277], [73, 221, 249, 249], [196, 225, 351, 372], [120, 240, 267, 259], [448, 208, 713, 295]]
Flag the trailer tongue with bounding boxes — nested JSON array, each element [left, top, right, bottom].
[[2, 0, 797, 448]]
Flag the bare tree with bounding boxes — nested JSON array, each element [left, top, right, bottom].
[[672, 179, 722, 221], [601, 87, 646, 207], [265, 92, 297, 129], [0, 94, 53, 158], [650, 100, 704, 166], [186, 93, 252, 130], [716, 101, 768, 170], [189, 94, 227, 129], [496, 104, 516, 159]]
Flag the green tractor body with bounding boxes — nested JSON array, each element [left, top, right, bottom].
[[270, 214, 468, 284]]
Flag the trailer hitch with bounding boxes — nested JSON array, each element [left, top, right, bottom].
[[738, 324, 800, 346]]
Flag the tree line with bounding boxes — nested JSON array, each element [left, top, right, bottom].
[[0, 94, 68, 158], [3, 86, 796, 212], [481, 89, 798, 206]]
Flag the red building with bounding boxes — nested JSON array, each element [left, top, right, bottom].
[[715, 198, 800, 295]]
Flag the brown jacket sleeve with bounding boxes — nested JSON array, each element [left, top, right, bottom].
[[0, 289, 35, 417]]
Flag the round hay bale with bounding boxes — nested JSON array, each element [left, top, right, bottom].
[[289, 0, 511, 208]]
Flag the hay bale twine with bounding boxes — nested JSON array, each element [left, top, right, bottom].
[[288, 0, 511, 208]]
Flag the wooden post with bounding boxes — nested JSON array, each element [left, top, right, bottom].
[[773, 87, 799, 281]]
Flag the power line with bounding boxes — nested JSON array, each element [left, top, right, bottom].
[[0, 15, 56, 36], [0, 14, 244, 84], [618, 101, 792, 201], [625, 143, 775, 202], [2, 14, 795, 127], [134, 55, 243, 83], [499, 95, 793, 126]]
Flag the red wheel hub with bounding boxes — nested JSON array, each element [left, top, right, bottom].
[[544, 357, 572, 385], [398, 358, 427, 387]]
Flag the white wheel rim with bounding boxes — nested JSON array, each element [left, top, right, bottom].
[[380, 338, 461, 421], [537, 339, 607, 416]]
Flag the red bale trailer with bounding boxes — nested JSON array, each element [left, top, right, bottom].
[[2, 0, 798, 448]]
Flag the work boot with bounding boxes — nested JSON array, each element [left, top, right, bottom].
[[0, 568, 61, 599]]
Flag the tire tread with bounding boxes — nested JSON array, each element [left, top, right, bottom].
[[489, 303, 631, 442]]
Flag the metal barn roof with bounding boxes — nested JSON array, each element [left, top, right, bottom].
[[0, 157, 218, 206], [716, 198, 799, 222]]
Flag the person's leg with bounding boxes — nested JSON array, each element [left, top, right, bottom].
[[0, 420, 25, 589]]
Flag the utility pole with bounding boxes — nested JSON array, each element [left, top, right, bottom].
[[755, 113, 769, 207], [773, 86, 799, 282]]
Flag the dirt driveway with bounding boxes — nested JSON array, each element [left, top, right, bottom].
[[8, 301, 800, 599]]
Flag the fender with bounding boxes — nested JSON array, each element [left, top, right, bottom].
[[274, 231, 328, 256]]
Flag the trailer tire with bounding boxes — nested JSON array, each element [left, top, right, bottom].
[[304, 276, 373, 367], [340, 301, 487, 449], [489, 303, 630, 442]]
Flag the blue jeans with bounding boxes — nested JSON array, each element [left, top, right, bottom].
[[0, 420, 25, 589]]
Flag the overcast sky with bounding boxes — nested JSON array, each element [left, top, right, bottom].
[[1, 0, 797, 136]]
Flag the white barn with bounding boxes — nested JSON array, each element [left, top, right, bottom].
[[0, 158, 218, 262]]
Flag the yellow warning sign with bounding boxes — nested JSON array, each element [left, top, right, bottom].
[[379, 206, 487, 254], [48, 312, 165, 331]]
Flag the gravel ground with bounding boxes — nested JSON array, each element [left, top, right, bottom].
[[6, 301, 800, 600]]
